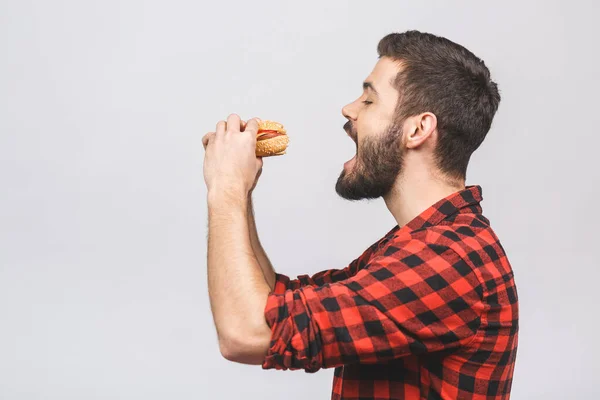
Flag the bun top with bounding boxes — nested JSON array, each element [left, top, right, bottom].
[[257, 120, 286, 134]]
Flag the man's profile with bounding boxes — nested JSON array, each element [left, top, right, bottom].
[[203, 30, 518, 400]]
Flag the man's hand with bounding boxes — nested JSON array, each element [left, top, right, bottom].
[[202, 114, 263, 198], [241, 118, 263, 195]]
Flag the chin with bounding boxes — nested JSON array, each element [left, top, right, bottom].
[[335, 160, 400, 201]]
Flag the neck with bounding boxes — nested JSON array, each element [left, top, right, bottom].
[[383, 165, 465, 228]]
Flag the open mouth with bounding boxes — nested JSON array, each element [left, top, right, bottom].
[[345, 136, 357, 168], [344, 127, 358, 168], [344, 154, 357, 169]]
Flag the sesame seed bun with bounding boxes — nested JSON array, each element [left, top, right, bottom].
[[255, 120, 289, 157]]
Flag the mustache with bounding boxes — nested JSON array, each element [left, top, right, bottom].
[[344, 121, 357, 142]]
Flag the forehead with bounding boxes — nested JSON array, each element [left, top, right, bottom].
[[365, 57, 401, 97]]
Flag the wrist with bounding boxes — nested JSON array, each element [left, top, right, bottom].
[[208, 187, 249, 209]]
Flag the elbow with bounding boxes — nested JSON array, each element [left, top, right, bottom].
[[218, 326, 271, 365], [219, 333, 250, 362], [219, 336, 240, 362]]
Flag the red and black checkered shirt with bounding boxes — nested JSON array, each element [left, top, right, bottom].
[[262, 185, 518, 399]]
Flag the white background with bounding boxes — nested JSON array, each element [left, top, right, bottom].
[[1, 1, 599, 398]]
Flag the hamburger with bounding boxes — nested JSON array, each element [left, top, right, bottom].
[[255, 120, 289, 157]]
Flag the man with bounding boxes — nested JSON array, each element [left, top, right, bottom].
[[202, 30, 518, 399]]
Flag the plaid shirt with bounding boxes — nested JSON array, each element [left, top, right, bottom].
[[262, 185, 518, 399]]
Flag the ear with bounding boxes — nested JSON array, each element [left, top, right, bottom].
[[404, 112, 437, 149]]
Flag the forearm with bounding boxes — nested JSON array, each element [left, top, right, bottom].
[[207, 190, 272, 347], [247, 196, 276, 291]]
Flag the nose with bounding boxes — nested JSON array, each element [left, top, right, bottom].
[[342, 101, 357, 121]]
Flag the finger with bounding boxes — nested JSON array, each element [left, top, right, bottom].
[[202, 132, 216, 150], [216, 121, 226, 137], [226, 113, 241, 134], [241, 117, 260, 132], [242, 117, 261, 131], [245, 118, 259, 135], [202, 132, 211, 150], [250, 117, 262, 127], [240, 120, 247, 130]]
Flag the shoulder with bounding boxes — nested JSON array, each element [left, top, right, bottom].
[[375, 223, 493, 280]]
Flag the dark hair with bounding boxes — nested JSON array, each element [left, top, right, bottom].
[[377, 30, 500, 181]]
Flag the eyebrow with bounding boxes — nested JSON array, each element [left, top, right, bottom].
[[363, 81, 379, 97]]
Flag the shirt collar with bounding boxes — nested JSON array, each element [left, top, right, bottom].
[[384, 185, 484, 238]]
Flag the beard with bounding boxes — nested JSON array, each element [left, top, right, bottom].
[[335, 119, 404, 201]]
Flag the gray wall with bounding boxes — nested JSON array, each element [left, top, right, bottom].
[[1, 1, 598, 398]]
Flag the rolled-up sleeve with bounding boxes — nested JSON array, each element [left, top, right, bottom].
[[262, 239, 485, 372]]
